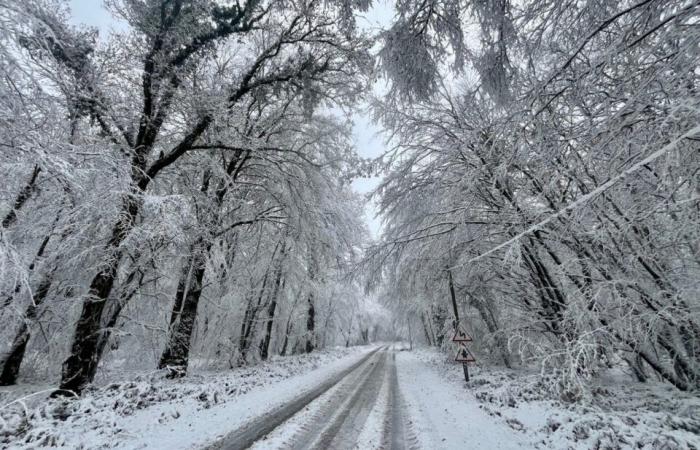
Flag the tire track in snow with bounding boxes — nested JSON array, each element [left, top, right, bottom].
[[355, 349, 392, 449], [277, 349, 384, 449], [291, 350, 388, 449], [206, 347, 382, 450], [386, 351, 409, 450], [379, 347, 419, 450]]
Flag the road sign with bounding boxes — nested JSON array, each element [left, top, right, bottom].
[[451, 326, 473, 343], [454, 345, 476, 363], [451, 322, 476, 383]]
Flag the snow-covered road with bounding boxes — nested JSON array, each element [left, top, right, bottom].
[[214, 347, 404, 449], [2, 345, 533, 449], [210, 346, 527, 449]]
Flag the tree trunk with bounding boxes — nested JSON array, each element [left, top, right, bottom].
[[55, 265, 119, 396], [420, 313, 434, 346], [279, 288, 302, 357], [0, 205, 68, 383], [466, 291, 512, 368], [625, 354, 648, 383], [280, 320, 291, 356], [260, 243, 286, 361], [159, 152, 251, 376], [0, 274, 53, 385], [305, 293, 315, 353], [432, 304, 447, 346], [94, 266, 147, 361], [55, 192, 142, 396], [259, 298, 278, 361], [2, 165, 41, 229], [2, 207, 60, 310], [0, 322, 30, 385], [237, 249, 277, 365], [158, 242, 209, 377]]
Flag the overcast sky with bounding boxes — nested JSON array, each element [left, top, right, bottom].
[[67, 0, 393, 239]]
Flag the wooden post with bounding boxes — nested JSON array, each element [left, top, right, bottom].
[[447, 269, 460, 326]]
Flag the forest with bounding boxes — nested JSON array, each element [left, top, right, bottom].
[[0, 0, 698, 432]]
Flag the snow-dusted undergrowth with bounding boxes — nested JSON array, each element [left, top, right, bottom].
[[0, 346, 367, 449], [410, 348, 700, 450]]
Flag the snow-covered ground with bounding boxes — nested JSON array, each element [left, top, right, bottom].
[[403, 348, 700, 450], [396, 348, 527, 449], [3, 344, 698, 449], [0, 345, 375, 449]]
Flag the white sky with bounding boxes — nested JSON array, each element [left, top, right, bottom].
[[67, 0, 393, 239]]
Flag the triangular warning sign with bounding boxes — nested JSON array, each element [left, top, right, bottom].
[[451, 326, 473, 343], [455, 345, 476, 363]]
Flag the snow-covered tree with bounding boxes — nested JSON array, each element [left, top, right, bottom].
[[0, 0, 374, 395], [371, 0, 700, 397]]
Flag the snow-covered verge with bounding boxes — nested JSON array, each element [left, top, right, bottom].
[[405, 348, 700, 450], [0, 345, 374, 449], [396, 348, 526, 449]]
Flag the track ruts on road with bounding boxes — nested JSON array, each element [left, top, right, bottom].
[[287, 349, 389, 449], [385, 350, 409, 450], [205, 347, 383, 450]]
